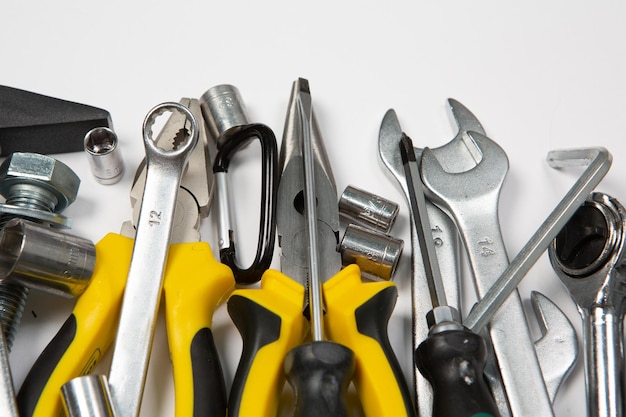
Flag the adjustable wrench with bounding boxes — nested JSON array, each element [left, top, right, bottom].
[[107, 102, 198, 417], [420, 129, 574, 416], [549, 192, 626, 417], [378, 99, 477, 417]]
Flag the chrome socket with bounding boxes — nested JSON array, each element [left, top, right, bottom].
[[84, 127, 124, 185], [340, 223, 403, 281], [339, 185, 399, 233], [0, 218, 95, 298], [61, 375, 116, 417]]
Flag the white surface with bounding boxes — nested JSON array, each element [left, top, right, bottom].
[[2, 1, 626, 416]]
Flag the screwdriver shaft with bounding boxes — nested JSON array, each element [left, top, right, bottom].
[[400, 135, 448, 308], [298, 79, 324, 342]]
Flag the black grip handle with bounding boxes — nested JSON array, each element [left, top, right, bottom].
[[189, 328, 227, 417], [415, 329, 500, 417], [284, 341, 355, 417], [355, 286, 416, 417], [17, 314, 78, 417], [227, 294, 282, 417], [214, 123, 278, 285]]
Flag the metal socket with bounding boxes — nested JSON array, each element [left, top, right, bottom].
[[0, 219, 95, 298], [84, 127, 124, 185], [200, 84, 250, 146], [61, 375, 116, 417], [339, 185, 399, 233], [340, 223, 403, 281]]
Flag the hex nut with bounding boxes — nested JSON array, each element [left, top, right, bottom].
[[0, 153, 80, 211], [426, 306, 462, 329]]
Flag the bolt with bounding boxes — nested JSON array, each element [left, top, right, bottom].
[[0, 153, 80, 349]]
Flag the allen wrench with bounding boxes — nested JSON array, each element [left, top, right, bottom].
[[464, 146, 612, 332]]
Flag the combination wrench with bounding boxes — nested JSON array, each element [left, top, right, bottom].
[[549, 191, 626, 417], [378, 101, 470, 417], [420, 129, 580, 416], [107, 102, 198, 417]]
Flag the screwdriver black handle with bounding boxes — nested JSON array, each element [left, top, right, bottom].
[[284, 341, 355, 417], [415, 328, 500, 417]]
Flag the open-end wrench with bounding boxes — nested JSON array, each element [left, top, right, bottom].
[[549, 192, 626, 417], [378, 99, 479, 416], [420, 130, 567, 416], [107, 102, 198, 417]]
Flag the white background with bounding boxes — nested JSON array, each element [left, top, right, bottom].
[[2, 1, 626, 416]]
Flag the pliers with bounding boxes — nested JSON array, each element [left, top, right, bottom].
[[16, 98, 235, 417], [226, 78, 415, 417]]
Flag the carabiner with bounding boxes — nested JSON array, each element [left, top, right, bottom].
[[213, 123, 278, 285]]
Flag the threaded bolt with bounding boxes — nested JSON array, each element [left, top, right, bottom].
[[0, 153, 80, 350]]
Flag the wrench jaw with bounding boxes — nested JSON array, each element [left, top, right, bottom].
[[531, 291, 578, 403], [447, 98, 486, 137], [378, 109, 408, 194], [433, 99, 487, 174], [420, 131, 509, 207]]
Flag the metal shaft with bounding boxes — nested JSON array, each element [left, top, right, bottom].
[[583, 306, 623, 417], [298, 80, 325, 342], [0, 319, 18, 417], [465, 147, 612, 332], [400, 135, 448, 308]]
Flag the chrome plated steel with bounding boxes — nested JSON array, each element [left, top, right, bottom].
[[0, 320, 18, 417], [377, 101, 470, 417], [420, 129, 553, 417], [62, 375, 117, 417], [549, 191, 625, 417], [107, 102, 198, 417]]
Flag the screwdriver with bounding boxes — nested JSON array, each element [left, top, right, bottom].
[[282, 79, 355, 417], [400, 135, 500, 417]]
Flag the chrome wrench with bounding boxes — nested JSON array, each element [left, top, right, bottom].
[[107, 102, 198, 417], [378, 100, 476, 417], [420, 130, 553, 417], [549, 192, 625, 417]]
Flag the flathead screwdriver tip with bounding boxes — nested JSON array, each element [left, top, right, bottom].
[[297, 77, 310, 94]]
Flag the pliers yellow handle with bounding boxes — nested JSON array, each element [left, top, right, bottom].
[[227, 264, 414, 417], [17, 234, 235, 417], [227, 269, 308, 417]]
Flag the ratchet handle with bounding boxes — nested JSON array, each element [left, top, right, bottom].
[[163, 242, 235, 417], [17, 233, 132, 417], [214, 123, 278, 285], [284, 341, 355, 417], [415, 329, 500, 417], [323, 264, 416, 417], [227, 269, 307, 417]]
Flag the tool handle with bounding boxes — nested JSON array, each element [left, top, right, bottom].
[[163, 242, 235, 417], [214, 123, 278, 285], [17, 233, 132, 417], [415, 328, 500, 417], [227, 270, 307, 417], [323, 264, 416, 417], [284, 341, 355, 417]]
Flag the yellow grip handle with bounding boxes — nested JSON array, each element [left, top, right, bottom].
[[22, 233, 133, 417], [323, 264, 414, 417], [227, 270, 307, 417], [163, 241, 235, 417]]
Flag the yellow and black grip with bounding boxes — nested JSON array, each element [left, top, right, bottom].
[[323, 264, 416, 417], [17, 233, 133, 417], [227, 269, 307, 417], [163, 241, 235, 417]]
